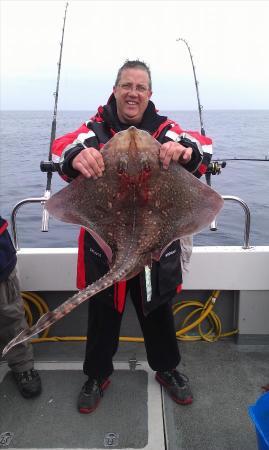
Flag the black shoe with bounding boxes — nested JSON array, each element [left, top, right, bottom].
[[155, 369, 193, 405], [78, 377, 110, 414], [12, 369, 42, 398]]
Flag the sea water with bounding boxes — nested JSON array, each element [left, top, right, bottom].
[[0, 109, 268, 248]]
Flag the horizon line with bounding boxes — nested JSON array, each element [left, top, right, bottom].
[[1, 108, 269, 112]]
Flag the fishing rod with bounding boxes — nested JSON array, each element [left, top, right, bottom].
[[214, 158, 269, 162], [176, 37, 269, 172], [176, 36, 218, 190], [40, 2, 69, 231], [11, 3, 69, 248], [176, 37, 205, 137]]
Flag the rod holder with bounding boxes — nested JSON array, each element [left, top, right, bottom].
[[41, 191, 51, 232]]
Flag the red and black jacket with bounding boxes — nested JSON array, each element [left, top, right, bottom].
[[0, 216, 17, 283], [52, 95, 213, 314]]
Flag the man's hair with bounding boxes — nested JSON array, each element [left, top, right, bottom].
[[114, 59, 152, 90]]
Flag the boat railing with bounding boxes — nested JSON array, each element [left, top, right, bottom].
[[10, 195, 251, 251], [210, 196, 251, 249], [11, 195, 49, 250]]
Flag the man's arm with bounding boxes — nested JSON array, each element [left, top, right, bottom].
[[52, 123, 103, 181], [159, 123, 213, 177]]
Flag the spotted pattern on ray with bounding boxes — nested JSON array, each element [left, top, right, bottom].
[[2, 127, 223, 356]]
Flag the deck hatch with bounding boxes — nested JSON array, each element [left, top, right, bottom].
[[0, 362, 165, 450]]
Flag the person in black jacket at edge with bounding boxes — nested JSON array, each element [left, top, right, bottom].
[[0, 216, 42, 398], [52, 60, 213, 413]]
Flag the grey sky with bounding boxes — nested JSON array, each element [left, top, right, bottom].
[[1, 0, 269, 110]]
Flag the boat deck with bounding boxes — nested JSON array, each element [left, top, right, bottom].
[[1, 340, 268, 450]]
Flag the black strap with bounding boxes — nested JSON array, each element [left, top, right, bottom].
[[90, 122, 112, 145]]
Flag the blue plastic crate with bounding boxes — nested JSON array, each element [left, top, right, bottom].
[[249, 392, 269, 450]]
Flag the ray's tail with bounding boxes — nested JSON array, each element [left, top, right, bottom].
[[2, 253, 140, 357]]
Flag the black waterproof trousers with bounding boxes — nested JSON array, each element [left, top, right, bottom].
[[83, 274, 180, 379]]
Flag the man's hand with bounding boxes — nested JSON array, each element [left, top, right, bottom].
[[72, 148, 105, 179], [159, 141, 193, 169]]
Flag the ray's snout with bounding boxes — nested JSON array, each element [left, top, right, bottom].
[[115, 127, 160, 176]]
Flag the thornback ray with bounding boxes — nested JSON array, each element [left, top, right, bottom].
[[2, 127, 224, 356]]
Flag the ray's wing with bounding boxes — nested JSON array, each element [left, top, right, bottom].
[[45, 172, 119, 259], [148, 164, 224, 255]]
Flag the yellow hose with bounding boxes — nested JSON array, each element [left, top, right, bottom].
[[22, 289, 238, 344], [173, 290, 238, 340]]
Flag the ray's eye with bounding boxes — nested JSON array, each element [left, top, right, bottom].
[[143, 162, 151, 173], [117, 159, 128, 175]]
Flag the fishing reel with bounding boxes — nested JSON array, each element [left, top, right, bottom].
[[205, 161, 226, 188], [205, 161, 227, 231], [206, 161, 226, 176]]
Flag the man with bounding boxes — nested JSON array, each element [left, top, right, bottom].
[[0, 215, 42, 398], [52, 60, 212, 413]]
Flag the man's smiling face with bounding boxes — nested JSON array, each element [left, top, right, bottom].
[[113, 68, 152, 125]]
